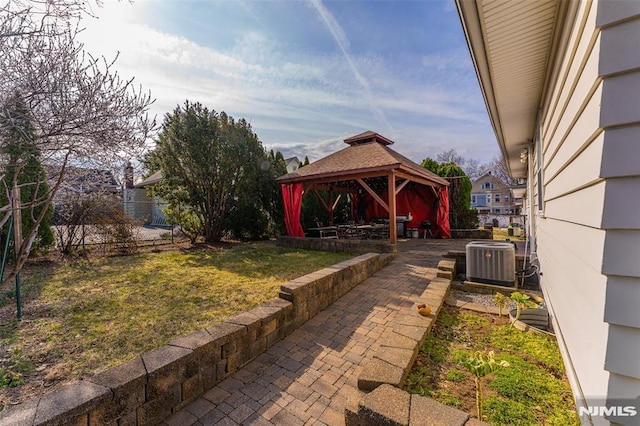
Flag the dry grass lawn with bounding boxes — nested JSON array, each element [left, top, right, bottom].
[[0, 240, 352, 409]]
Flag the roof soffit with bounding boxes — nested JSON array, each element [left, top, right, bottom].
[[457, 0, 564, 178]]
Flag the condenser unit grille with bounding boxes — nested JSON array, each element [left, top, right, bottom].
[[466, 242, 516, 286]]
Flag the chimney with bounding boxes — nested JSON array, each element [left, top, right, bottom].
[[124, 161, 134, 189]]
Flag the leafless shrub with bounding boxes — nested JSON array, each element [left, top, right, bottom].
[[54, 192, 140, 256]]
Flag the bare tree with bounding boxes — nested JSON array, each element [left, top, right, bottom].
[[463, 158, 483, 181], [436, 148, 466, 166], [483, 155, 518, 186], [1, 0, 155, 289]]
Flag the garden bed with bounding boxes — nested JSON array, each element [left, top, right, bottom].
[[406, 304, 579, 425]]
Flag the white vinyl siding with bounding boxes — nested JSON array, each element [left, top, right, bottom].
[[604, 276, 640, 328], [598, 5, 640, 399], [544, 133, 604, 201], [601, 126, 640, 178], [535, 0, 610, 401], [536, 0, 640, 405]]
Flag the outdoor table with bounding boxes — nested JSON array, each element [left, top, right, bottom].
[[307, 226, 338, 239]]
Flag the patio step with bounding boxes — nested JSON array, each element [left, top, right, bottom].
[[437, 259, 456, 272]]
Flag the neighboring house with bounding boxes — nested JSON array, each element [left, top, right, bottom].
[[48, 165, 122, 223], [51, 166, 120, 211], [470, 173, 516, 214], [54, 166, 120, 197], [285, 157, 302, 173], [123, 164, 168, 226], [457, 0, 640, 423]]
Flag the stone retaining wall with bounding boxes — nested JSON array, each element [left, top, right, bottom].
[[0, 253, 394, 426], [277, 236, 397, 255]]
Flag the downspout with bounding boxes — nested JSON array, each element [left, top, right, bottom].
[[527, 139, 536, 255]]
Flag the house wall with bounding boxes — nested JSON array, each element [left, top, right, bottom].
[[124, 188, 153, 224], [470, 175, 516, 214], [533, 0, 640, 416], [596, 0, 640, 410]]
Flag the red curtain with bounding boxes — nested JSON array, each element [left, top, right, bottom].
[[281, 183, 305, 237], [362, 185, 444, 236], [436, 186, 451, 238], [358, 184, 452, 239]]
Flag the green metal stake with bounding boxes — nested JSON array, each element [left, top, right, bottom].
[[15, 272, 21, 320], [0, 216, 13, 283], [0, 216, 20, 319]]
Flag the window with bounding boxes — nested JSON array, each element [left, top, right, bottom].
[[495, 209, 501, 214], [471, 195, 476, 203], [495, 194, 500, 202], [505, 195, 509, 202], [487, 194, 491, 203]]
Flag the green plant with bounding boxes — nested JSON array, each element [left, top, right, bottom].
[[493, 292, 509, 316], [0, 348, 33, 389], [484, 396, 536, 425], [407, 306, 578, 424], [445, 369, 467, 383], [510, 291, 537, 326], [0, 369, 23, 388], [460, 350, 509, 420]]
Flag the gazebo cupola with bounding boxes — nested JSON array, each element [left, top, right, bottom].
[[343, 131, 394, 146]]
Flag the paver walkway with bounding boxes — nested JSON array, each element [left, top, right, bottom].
[[165, 239, 470, 426]]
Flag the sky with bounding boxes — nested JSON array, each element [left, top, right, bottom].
[[79, 0, 498, 167]]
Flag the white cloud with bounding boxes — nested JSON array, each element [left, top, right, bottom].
[[77, 1, 498, 166]]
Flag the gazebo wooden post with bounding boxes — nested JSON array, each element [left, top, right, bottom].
[[388, 173, 397, 244]]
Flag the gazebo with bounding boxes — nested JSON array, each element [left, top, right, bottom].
[[276, 131, 451, 244]]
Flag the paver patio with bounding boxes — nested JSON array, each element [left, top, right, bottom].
[[165, 238, 471, 426]]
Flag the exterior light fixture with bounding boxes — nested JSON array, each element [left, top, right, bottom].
[[520, 148, 528, 163]]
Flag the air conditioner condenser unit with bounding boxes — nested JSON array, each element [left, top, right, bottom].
[[466, 241, 516, 286]]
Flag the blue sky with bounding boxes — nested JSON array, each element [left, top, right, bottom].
[[80, 0, 498, 166]]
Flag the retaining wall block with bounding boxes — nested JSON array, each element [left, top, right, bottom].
[[225, 341, 250, 374], [142, 345, 192, 403], [169, 329, 221, 393], [344, 407, 368, 426], [33, 381, 112, 426], [357, 357, 405, 391], [262, 298, 294, 338], [392, 324, 427, 345], [206, 322, 247, 379], [436, 270, 454, 280], [87, 357, 147, 425], [409, 394, 469, 426], [136, 387, 181, 426], [206, 322, 247, 347], [358, 384, 410, 425], [116, 411, 137, 426], [216, 358, 228, 381], [0, 398, 38, 426], [227, 311, 262, 343]]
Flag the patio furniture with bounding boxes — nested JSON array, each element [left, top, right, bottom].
[[422, 221, 432, 238], [308, 226, 338, 239]]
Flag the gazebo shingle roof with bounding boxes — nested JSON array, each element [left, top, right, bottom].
[[276, 132, 448, 187]]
